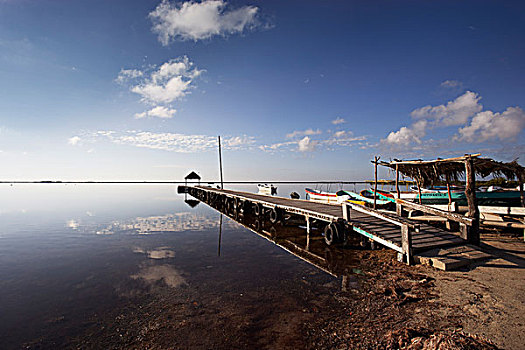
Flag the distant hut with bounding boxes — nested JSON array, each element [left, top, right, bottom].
[[185, 171, 201, 186]]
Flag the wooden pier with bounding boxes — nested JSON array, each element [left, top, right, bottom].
[[182, 186, 474, 266]]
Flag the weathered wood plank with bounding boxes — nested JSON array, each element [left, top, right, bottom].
[[192, 186, 468, 264]]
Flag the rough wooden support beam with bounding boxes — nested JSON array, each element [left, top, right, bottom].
[[374, 156, 378, 209], [401, 224, 413, 265], [464, 155, 480, 245], [396, 164, 400, 199], [446, 174, 452, 205], [395, 198, 472, 225], [519, 174, 524, 207], [342, 203, 351, 221], [415, 177, 422, 205]]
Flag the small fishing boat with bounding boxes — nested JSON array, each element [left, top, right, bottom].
[[258, 184, 277, 195], [362, 187, 522, 206], [336, 190, 391, 207], [409, 185, 464, 193], [305, 188, 338, 204]]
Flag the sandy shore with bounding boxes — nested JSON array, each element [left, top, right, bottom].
[[428, 233, 525, 349]]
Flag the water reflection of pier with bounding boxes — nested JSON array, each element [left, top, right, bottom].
[[190, 196, 362, 290]]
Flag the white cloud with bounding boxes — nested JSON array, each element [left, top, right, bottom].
[[68, 136, 81, 146], [260, 129, 367, 152], [297, 136, 318, 152], [440, 80, 462, 89], [382, 91, 482, 147], [135, 106, 177, 119], [457, 107, 525, 142], [411, 91, 482, 127], [333, 130, 347, 138], [383, 119, 427, 147], [382, 91, 525, 153], [258, 141, 295, 152], [325, 130, 367, 146], [286, 128, 322, 139], [117, 56, 202, 110], [149, 0, 259, 44], [95, 130, 255, 153], [115, 69, 144, 84], [384, 127, 420, 147], [223, 135, 255, 149], [331, 117, 346, 125], [128, 57, 203, 105]]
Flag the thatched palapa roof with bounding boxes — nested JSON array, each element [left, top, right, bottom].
[[185, 171, 201, 180], [376, 154, 525, 185]]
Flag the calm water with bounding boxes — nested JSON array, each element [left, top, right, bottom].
[[0, 184, 359, 348]]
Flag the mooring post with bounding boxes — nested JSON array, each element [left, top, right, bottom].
[[401, 224, 412, 265], [218, 136, 224, 189], [342, 203, 351, 221], [396, 201, 404, 217], [306, 216, 311, 251]]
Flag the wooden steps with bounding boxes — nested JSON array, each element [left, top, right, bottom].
[[414, 245, 492, 270]]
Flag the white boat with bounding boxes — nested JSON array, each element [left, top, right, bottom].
[[305, 188, 339, 204], [257, 184, 277, 195]]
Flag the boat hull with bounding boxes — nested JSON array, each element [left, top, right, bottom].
[[305, 188, 338, 204], [363, 188, 521, 206]]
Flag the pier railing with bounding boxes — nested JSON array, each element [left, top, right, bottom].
[[394, 198, 476, 244], [342, 202, 420, 265]]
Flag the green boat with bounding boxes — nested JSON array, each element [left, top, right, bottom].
[[336, 190, 392, 207], [362, 188, 522, 206]]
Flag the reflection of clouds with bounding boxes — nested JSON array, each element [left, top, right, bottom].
[[148, 249, 175, 259], [96, 212, 236, 235], [67, 219, 79, 229], [131, 265, 186, 288], [133, 246, 175, 259]]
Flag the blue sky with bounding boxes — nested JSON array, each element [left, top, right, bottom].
[[0, 0, 524, 181]]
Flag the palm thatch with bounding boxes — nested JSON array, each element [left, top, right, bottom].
[[376, 154, 524, 186]]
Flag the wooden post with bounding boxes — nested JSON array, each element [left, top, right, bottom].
[[415, 177, 422, 205], [374, 156, 378, 209], [306, 216, 311, 251], [464, 155, 480, 245], [518, 173, 524, 207], [218, 136, 224, 189], [395, 164, 400, 199], [342, 203, 351, 221], [446, 174, 452, 206], [401, 224, 412, 265]]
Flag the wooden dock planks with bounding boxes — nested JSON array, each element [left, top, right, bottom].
[[190, 186, 467, 258]]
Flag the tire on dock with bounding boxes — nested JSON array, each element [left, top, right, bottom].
[[269, 207, 282, 224], [241, 200, 251, 215], [225, 198, 234, 214], [254, 219, 262, 232], [324, 222, 344, 246], [253, 203, 263, 217]]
